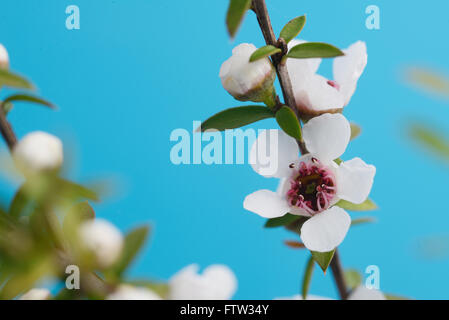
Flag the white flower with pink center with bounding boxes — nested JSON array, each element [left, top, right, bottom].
[[244, 113, 376, 252], [287, 40, 367, 115]]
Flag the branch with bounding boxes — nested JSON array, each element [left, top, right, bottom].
[[330, 249, 349, 299], [251, 0, 307, 154], [0, 107, 17, 151]]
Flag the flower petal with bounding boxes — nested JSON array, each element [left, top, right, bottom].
[[336, 157, 376, 204], [333, 41, 368, 106], [243, 190, 290, 218], [300, 206, 351, 252], [302, 113, 351, 163], [250, 129, 299, 178], [348, 286, 386, 300]]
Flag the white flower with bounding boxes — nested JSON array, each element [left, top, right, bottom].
[[13, 131, 63, 172], [20, 288, 51, 300], [0, 43, 9, 69], [220, 43, 275, 102], [79, 219, 124, 268], [244, 113, 375, 252], [287, 40, 367, 115], [348, 286, 386, 300], [169, 264, 237, 300], [106, 285, 161, 300]]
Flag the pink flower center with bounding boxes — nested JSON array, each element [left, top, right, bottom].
[[327, 80, 340, 90], [287, 158, 336, 215]]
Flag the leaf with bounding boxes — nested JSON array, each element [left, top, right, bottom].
[[287, 42, 344, 59], [409, 124, 449, 161], [0, 69, 34, 90], [265, 213, 300, 228], [275, 106, 302, 140], [9, 185, 29, 218], [405, 67, 449, 98], [351, 216, 377, 227], [385, 293, 411, 300], [226, 0, 252, 38], [57, 179, 99, 202], [2, 101, 13, 114], [311, 249, 335, 273], [344, 269, 362, 289], [111, 225, 150, 277], [279, 15, 306, 44], [284, 240, 305, 249], [3, 94, 56, 110], [199, 106, 274, 132], [301, 255, 315, 300], [249, 45, 281, 62], [336, 199, 378, 212], [350, 123, 361, 140]]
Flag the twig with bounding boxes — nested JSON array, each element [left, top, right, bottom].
[[251, 0, 307, 154], [252, 0, 349, 300], [0, 107, 17, 151]]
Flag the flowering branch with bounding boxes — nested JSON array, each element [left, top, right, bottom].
[[251, 0, 348, 299]]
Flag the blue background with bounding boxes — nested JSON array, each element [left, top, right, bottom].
[[1, 0, 449, 299]]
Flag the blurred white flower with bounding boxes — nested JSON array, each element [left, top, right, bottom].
[[79, 219, 124, 268], [348, 286, 386, 300], [13, 131, 63, 173], [106, 285, 161, 300], [220, 43, 275, 103], [169, 264, 237, 300], [287, 40, 367, 115], [244, 113, 376, 252], [20, 288, 51, 300], [0, 43, 9, 69]]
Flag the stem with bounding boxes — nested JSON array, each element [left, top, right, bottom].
[[251, 0, 307, 154], [252, 0, 349, 300], [0, 107, 17, 151], [330, 249, 349, 300]]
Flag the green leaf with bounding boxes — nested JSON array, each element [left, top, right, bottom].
[[405, 67, 449, 98], [249, 45, 281, 62], [336, 199, 378, 212], [57, 179, 99, 202], [2, 101, 13, 114], [111, 225, 150, 277], [0, 69, 34, 90], [287, 42, 344, 59], [9, 185, 29, 218], [350, 123, 361, 140], [351, 216, 377, 227], [409, 124, 449, 161], [3, 94, 56, 110], [279, 15, 306, 44], [385, 293, 411, 300], [301, 255, 315, 299], [311, 249, 335, 273], [344, 269, 362, 289], [275, 106, 302, 140], [199, 106, 274, 132], [264, 213, 300, 228], [226, 0, 252, 38]]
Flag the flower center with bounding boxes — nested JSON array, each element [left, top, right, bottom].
[[287, 158, 336, 215], [327, 80, 340, 90]]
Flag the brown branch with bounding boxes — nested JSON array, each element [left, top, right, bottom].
[[0, 107, 17, 151], [330, 249, 349, 300], [252, 0, 349, 300], [251, 0, 307, 154]]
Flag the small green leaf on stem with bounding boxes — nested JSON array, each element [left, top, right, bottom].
[[264, 213, 300, 228], [350, 123, 361, 140], [226, 0, 252, 38], [279, 15, 306, 44], [0, 69, 34, 90], [301, 255, 315, 300], [287, 42, 344, 59], [351, 216, 377, 227], [344, 269, 362, 289], [284, 240, 305, 249], [409, 124, 449, 161], [275, 106, 302, 140], [311, 249, 335, 273], [249, 45, 281, 62], [3, 94, 56, 110], [336, 199, 378, 211], [198, 106, 274, 132]]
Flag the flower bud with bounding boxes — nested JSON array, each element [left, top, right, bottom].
[[106, 285, 161, 300], [13, 131, 63, 173], [0, 44, 9, 69], [20, 288, 51, 300], [220, 43, 275, 103], [79, 219, 124, 268]]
